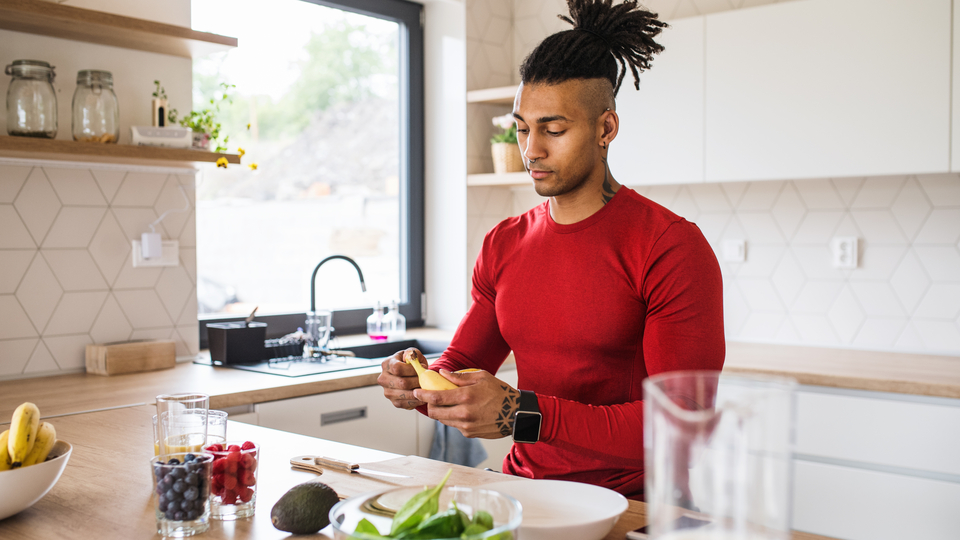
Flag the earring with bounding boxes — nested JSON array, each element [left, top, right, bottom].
[[601, 142, 607, 149]]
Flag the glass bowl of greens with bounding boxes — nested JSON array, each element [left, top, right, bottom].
[[329, 471, 522, 539]]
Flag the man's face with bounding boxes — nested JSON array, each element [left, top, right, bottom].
[[513, 81, 603, 198]]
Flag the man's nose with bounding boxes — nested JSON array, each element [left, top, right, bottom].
[[522, 133, 546, 163]]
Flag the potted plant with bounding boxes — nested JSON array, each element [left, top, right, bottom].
[[151, 80, 168, 127], [167, 82, 234, 153], [490, 113, 523, 174]]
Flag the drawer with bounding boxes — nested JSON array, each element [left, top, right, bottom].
[[796, 390, 960, 476], [256, 385, 418, 456], [794, 460, 960, 540]]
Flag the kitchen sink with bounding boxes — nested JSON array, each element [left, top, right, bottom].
[[196, 338, 450, 378]]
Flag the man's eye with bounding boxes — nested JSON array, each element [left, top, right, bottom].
[[517, 128, 529, 134], [547, 130, 564, 136]]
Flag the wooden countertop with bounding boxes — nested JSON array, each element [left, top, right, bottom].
[[0, 405, 836, 539], [1, 332, 957, 423]]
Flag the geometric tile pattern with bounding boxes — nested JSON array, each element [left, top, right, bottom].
[[485, 173, 960, 356], [0, 161, 199, 379]]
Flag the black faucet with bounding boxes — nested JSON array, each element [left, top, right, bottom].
[[310, 255, 367, 312]]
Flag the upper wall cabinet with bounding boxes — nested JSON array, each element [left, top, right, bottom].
[[609, 16, 704, 185], [953, 1, 960, 171], [704, 0, 951, 183]]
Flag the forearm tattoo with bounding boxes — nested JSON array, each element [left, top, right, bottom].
[[601, 157, 616, 204], [496, 385, 520, 437]]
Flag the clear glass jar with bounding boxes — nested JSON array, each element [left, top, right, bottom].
[[5, 60, 57, 138], [72, 70, 119, 143]]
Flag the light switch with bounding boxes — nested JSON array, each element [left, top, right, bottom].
[[831, 237, 858, 269], [722, 239, 746, 262]]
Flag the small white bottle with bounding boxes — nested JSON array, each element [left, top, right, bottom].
[[366, 301, 387, 341], [386, 300, 406, 340]]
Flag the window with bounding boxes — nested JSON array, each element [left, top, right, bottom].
[[191, 0, 423, 346]]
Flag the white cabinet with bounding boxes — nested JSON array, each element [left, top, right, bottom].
[[953, 0, 960, 171], [256, 385, 420, 456], [792, 388, 960, 540], [609, 16, 704, 185], [704, 0, 951, 182]]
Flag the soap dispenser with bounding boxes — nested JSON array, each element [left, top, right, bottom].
[[366, 301, 387, 341], [385, 300, 405, 340]]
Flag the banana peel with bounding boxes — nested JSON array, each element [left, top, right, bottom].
[[0, 430, 11, 471], [23, 422, 56, 467], [8, 402, 40, 468], [403, 350, 458, 391]]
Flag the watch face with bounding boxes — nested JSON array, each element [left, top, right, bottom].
[[513, 411, 541, 443]]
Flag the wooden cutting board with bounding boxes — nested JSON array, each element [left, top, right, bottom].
[[84, 340, 176, 375]]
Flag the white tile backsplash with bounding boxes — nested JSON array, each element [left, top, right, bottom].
[[0, 161, 199, 379]]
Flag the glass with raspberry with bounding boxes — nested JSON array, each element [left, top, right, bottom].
[[205, 441, 258, 520]]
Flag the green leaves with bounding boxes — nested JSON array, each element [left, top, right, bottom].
[[352, 470, 503, 539], [391, 469, 452, 535]]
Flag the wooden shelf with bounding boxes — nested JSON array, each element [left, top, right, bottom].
[[467, 85, 518, 105], [0, 136, 241, 167], [0, 0, 237, 58], [467, 172, 529, 187]]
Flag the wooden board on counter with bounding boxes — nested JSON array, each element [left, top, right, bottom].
[[0, 405, 836, 540], [724, 342, 960, 399]]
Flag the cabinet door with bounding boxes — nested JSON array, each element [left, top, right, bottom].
[[256, 386, 419, 456], [705, 0, 950, 182], [608, 16, 704, 185]]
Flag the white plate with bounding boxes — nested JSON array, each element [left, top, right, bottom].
[[482, 479, 628, 540]]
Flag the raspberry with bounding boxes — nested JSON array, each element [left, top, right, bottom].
[[211, 475, 224, 495], [240, 453, 256, 470], [226, 451, 240, 463], [212, 459, 226, 474], [240, 470, 256, 487], [238, 486, 254, 503], [241, 441, 255, 451], [226, 460, 238, 474], [227, 444, 241, 453], [223, 474, 237, 490], [204, 443, 223, 452], [221, 489, 237, 505]]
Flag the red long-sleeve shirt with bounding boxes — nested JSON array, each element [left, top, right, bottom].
[[429, 187, 724, 498]]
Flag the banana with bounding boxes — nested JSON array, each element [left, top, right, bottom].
[[22, 422, 56, 467], [8, 402, 40, 468], [404, 349, 457, 391], [0, 430, 11, 471]]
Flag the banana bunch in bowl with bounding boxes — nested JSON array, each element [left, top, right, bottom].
[[0, 402, 57, 471]]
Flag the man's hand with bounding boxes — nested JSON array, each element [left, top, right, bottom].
[[378, 347, 426, 410], [414, 370, 520, 439]]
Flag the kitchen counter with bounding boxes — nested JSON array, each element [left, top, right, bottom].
[[1, 332, 957, 423], [0, 404, 837, 539]]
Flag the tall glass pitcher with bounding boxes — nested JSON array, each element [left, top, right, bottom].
[[643, 371, 796, 540]]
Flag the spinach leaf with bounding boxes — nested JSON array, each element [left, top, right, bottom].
[[460, 523, 490, 538], [390, 469, 453, 536], [471, 510, 494, 530], [353, 518, 386, 539], [397, 507, 467, 539]]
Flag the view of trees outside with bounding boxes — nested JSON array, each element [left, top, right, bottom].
[[191, 0, 400, 316]]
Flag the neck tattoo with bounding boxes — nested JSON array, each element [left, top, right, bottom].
[[601, 157, 616, 205]]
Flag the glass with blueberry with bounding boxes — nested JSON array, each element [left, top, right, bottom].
[[205, 441, 259, 520], [151, 452, 214, 537]]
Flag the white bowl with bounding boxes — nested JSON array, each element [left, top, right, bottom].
[[483, 479, 629, 540], [0, 440, 72, 521]]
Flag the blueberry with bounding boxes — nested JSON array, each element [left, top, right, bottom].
[[173, 479, 186, 493], [181, 499, 193, 511], [167, 458, 180, 465], [185, 473, 198, 485], [184, 486, 199, 501], [174, 511, 185, 521], [165, 508, 176, 520], [184, 453, 196, 462], [165, 488, 177, 501], [186, 510, 198, 521]]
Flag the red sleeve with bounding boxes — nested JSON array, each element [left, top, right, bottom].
[[536, 221, 725, 466]]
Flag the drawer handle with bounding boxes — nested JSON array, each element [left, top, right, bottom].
[[321, 406, 367, 426]]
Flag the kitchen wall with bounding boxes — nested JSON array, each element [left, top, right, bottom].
[[0, 160, 200, 378], [0, 0, 199, 379], [466, 0, 960, 356]]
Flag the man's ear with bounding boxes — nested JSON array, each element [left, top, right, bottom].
[[599, 109, 619, 147]]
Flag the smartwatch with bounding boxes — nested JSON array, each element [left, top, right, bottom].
[[512, 390, 542, 444]]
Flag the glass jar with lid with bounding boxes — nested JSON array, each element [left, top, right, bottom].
[[5, 60, 58, 138], [72, 70, 119, 143]]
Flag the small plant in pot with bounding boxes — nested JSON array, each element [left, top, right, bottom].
[[490, 113, 523, 174], [167, 82, 234, 153]]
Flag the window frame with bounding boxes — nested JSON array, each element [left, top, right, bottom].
[[198, 0, 424, 349]]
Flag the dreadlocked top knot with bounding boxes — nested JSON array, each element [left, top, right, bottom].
[[519, 0, 668, 96]]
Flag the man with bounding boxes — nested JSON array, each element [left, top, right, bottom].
[[378, 0, 724, 499]]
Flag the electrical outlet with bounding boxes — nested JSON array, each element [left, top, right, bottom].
[[132, 239, 179, 267], [722, 239, 746, 262], [831, 237, 858, 269]]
